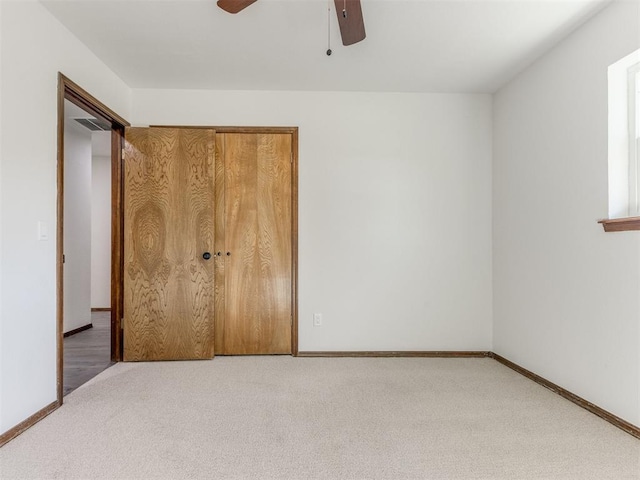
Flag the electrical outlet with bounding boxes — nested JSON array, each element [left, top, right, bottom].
[[313, 313, 322, 327]]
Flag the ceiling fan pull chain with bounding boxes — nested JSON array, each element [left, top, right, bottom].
[[327, 0, 332, 56]]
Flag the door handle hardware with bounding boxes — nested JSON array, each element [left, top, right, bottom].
[[202, 252, 212, 260]]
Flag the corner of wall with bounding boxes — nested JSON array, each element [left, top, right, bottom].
[[490, 0, 640, 425], [0, 0, 4, 432], [0, 0, 132, 436], [490, 119, 497, 357]]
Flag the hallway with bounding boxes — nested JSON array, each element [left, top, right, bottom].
[[64, 311, 113, 396]]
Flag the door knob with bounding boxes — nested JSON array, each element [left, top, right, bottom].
[[202, 252, 212, 260]]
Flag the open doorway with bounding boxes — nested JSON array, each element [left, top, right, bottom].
[[57, 74, 129, 403], [62, 99, 113, 395]]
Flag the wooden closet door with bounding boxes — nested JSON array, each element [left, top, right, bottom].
[[123, 127, 215, 361], [215, 133, 292, 354]]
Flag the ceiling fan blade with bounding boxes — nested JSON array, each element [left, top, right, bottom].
[[217, 0, 258, 14], [334, 0, 366, 46]]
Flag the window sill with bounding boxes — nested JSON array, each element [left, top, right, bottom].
[[598, 217, 640, 232]]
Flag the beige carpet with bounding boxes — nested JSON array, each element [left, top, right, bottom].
[[0, 357, 638, 479]]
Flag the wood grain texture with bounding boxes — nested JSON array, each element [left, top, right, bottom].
[[217, 0, 258, 14], [214, 134, 227, 354], [57, 74, 66, 403], [334, 0, 366, 45], [124, 128, 215, 361], [111, 126, 125, 362], [598, 216, 640, 232], [151, 126, 298, 135], [290, 129, 299, 355], [218, 133, 292, 354], [59, 74, 130, 128]]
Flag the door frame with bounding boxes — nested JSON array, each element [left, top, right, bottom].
[[152, 125, 299, 355], [57, 73, 130, 403]]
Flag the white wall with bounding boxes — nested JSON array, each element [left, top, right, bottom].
[[0, 0, 131, 434], [0, 0, 4, 429], [493, 0, 640, 426], [63, 120, 92, 333], [91, 153, 111, 309], [133, 89, 494, 352]]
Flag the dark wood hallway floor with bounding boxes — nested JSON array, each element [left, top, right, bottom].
[[63, 311, 113, 396]]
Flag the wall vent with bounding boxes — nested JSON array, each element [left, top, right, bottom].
[[74, 117, 111, 132]]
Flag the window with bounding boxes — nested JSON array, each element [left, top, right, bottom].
[[605, 49, 640, 222], [627, 62, 640, 216]]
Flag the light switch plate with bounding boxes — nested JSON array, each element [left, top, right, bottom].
[[38, 221, 49, 241]]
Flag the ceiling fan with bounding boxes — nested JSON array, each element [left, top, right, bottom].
[[216, 0, 366, 46]]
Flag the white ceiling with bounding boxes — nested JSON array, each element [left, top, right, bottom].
[[42, 0, 610, 93], [64, 99, 94, 120]]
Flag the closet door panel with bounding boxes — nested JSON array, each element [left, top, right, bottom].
[[221, 133, 292, 354], [123, 127, 215, 361], [214, 133, 227, 353], [256, 133, 292, 354]]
